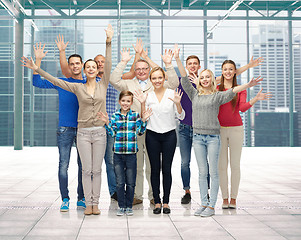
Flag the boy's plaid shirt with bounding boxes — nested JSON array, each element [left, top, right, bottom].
[[105, 109, 147, 154]]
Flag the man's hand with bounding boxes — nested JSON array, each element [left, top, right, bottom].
[[33, 42, 48, 60], [55, 34, 69, 52]]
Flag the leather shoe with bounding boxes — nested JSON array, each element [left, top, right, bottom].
[[163, 207, 171, 214], [153, 207, 161, 214], [133, 198, 143, 205]]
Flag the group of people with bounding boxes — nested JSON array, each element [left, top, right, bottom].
[[21, 24, 271, 217]]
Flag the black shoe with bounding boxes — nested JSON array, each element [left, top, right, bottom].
[[163, 207, 171, 214], [111, 192, 118, 201], [153, 204, 162, 214], [181, 193, 191, 204]]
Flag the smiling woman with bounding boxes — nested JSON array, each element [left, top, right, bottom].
[[21, 24, 114, 216]]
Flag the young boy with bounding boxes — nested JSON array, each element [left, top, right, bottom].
[[97, 90, 151, 216]]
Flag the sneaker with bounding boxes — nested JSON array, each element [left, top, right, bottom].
[[200, 207, 215, 217], [60, 198, 69, 212], [116, 208, 125, 216], [181, 193, 191, 204], [194, 206, 207, 216], [111, 192, 118, 201], [77, 198, 86, 208], [125, 207, 133, 216], [132, 198, 143, 205]]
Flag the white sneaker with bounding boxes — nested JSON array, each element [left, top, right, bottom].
[[116, 208, 125, 216], [200, 207, 215, 217], [194, 206, 207, 216]]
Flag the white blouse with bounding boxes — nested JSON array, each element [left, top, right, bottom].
[[146, 88, 185, 133]]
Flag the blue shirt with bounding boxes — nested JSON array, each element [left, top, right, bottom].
[[32, 74, 85, 128], [105, 109, 147, 154]]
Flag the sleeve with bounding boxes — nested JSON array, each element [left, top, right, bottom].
[[35, 68, 78, 93], [102, 41, 112, 88], [136, 114, 147, 135], [175, 106, 185, 120], [237, 90, 252, 112], [217, 89, 236, 105], [32, 74, 55, 89], [109, 61, 128, 92], [163, 65, 179, 90], [105, 114, 117, 137], [180, 75, 197, 101]]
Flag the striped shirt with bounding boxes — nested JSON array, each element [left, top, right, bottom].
[[105, 109, 147, 154]]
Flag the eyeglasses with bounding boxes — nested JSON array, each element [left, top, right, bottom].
[[135, 67, 149, 72]]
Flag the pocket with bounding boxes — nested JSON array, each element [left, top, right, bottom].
[[57, 127, 67, 135]]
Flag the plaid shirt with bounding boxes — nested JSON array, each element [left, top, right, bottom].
[[84, 76, 118, 120], [105, 109, 147, 154]]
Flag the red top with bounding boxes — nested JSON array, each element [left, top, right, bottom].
[[218, 89, 252, 127]]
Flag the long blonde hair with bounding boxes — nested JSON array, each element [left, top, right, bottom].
[[196, 69, 217, 95]]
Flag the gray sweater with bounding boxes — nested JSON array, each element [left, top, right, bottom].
[[181, 75, 236, 135]]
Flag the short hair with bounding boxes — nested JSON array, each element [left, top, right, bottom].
[[197, 69, 217, 95], [94, 54, 104, 60], [149, 67, 165, 80], [119, 90, 134, 101], [83, 59, 98, 69], [68, 54, 83, 64], [186, 55, 200, 65], [134, 59, 150, 70]]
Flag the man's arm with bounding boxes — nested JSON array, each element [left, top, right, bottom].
[[55, 34, 72, 78]]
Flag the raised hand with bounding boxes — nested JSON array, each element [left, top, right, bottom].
[[161, 49, 174, 65], [132, 38, 143, 55], [189, 73, 199, 85], [168, 88, 183, 104], [97, 111, 109, 125], [140, 47, 148, 59], [33, 42, 48, 60], [248, 76, 263, 88], [20, 56, 38, 70], [248, 56, 264, 68], [105, 24, 114, 41], [134, 89, 148, 103], [55, 34, 69, 52], [255, 89, 272, 101], [120, 48, 133, 63], [173, 44, 180, 59], [141, 108, 152, 122]]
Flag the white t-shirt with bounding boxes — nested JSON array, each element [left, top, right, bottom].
[[146, 88, 185, 133]]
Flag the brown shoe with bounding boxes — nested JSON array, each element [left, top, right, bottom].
[[92, 205, 100, 215], [132, 198, 143, 205], [150, 199, 155, 205], [84, 205, 92, 215]]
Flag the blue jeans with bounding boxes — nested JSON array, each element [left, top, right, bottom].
[[114, 153, 137, 209], [178, 123, 210, 190], [193, 134, 220, 208], [57, 127, 84, 201], [104, 133, 117, 196]]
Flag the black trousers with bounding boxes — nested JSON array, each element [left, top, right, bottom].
[[145, 129, 177, 204]]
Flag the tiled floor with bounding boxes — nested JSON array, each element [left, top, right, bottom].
[[0, 147, 300, 240]]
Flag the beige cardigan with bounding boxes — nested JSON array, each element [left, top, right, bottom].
[[109, 61, 179, 113], [36, 42, 111, 128]]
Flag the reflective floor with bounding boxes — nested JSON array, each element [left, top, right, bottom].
[[0, 147, 300, 240]]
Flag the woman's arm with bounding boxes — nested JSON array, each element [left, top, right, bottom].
[[162, 49, 179, 89], [233, 76, 263, 93], [102, 24, 113, 87]]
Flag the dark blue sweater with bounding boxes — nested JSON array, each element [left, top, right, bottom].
[[33, 74, 85, 128]]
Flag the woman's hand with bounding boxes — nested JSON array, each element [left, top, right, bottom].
[[97, 111, 109, 125], [105, 24, 114, 42], [161, 49, 174, 65], [248, 76, 263, 88], [141, 108, 152, 122], [134, 89, 148, 103], [189, 73, 199, 85], [168, 88, 183, 104], [173, 44, 180, 59], [20, 56, 38, 71], [248, 56, 264, 68], [255, 88, 272, 101]]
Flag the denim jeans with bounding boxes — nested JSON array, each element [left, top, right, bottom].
[[104, 132, 117, 196], [114, 153, 137, 209], [178, 123, 210, 190], [57, 126, 84, 201], [193, 134, 220, 208]]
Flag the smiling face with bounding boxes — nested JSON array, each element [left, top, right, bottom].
[[135, 61, 150, 81], [83, 60, 98, 79], [222, 63, 236, 82], [199, 70, 213, 89], [68, 57, 83, 76], [94, 55, 105, 74], [119, 95, 133, 113], [150, 69, 165, 90], [186, 57, 201, 76]]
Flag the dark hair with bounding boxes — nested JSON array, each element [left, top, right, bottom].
[[186, 55, 200, 65], [119, 90, 133, 101], [134, 59, 150, 70], [83, 59, 98, 69], [68, 54, 83, 64], [149, 67, 165, 80], [219, 60, 238, 110]]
